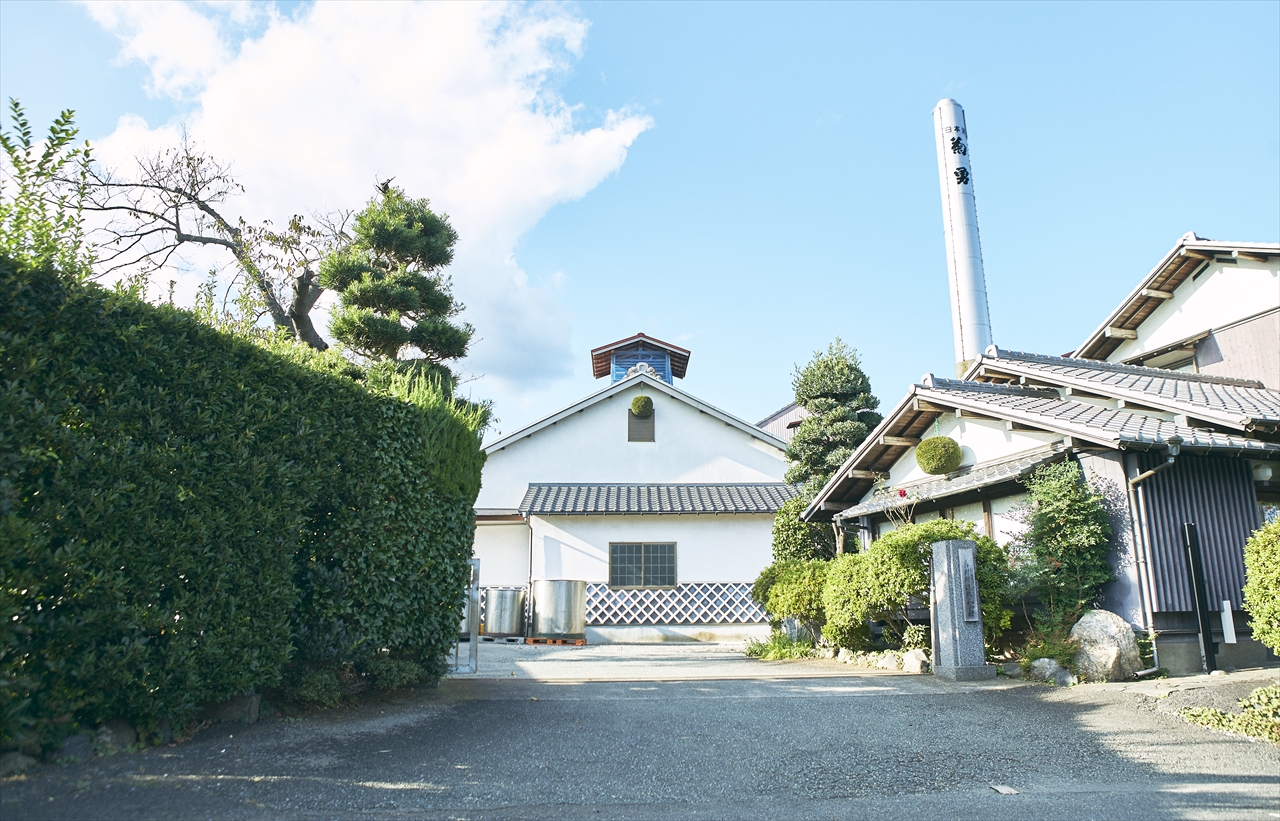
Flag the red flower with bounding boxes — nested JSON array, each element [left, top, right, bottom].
[[898, 489, 907, 498]]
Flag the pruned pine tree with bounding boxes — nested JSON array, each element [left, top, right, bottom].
[[321, 183, 471, 384], [772, 339, 881, 561], [785, 339, 882, 488]]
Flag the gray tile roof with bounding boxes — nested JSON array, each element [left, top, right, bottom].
[[520, 483, 799, 515], [835, 446, 1065, 519], [922, 377, 1280, 454], [977, 348, 1280, 428]]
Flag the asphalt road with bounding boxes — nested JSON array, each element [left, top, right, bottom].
[[4, 651, 1279, 820]]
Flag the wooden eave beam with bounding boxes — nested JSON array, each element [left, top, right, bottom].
[[1005, 420, 1040, 432], [1139, 288, 1174, 299], [1104, 327, 1139, 340], [912, 398, 951, 413], [956, 408, 1002, 421], [880, 435, 921, 447], [1234, 251, 1271, 263], [1180, 249, 1214, 260]]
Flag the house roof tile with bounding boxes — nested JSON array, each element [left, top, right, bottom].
[[520, 483, 799, 515]]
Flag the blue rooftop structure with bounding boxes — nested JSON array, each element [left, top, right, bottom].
[[591, 333, 691, 385]]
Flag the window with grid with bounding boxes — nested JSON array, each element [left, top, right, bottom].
[[609, 543, 676, 588]]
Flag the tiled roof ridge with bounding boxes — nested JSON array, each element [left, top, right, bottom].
[[884, 444, 1063, 493], [986, 346, 1268, 389], [921, 374, 1059, 398]]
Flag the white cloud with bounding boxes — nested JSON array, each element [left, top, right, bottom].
[[89, 0, 651, 404]]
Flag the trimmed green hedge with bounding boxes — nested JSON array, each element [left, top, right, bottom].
[[1, 257, 484, 748], [821, 519, 1011, 650], [751, 560, 828, 625], [1244, 520, 1280, 654]]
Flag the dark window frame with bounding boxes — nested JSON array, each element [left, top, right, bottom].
[[608, 542, 677, 589]]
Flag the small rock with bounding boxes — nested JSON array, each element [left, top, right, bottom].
[[1070, 609, 1142, 682], [1028, 658, 1078, 687], [50, 734, 94, 763], [1001, 662, 1023, 679], [837, 648, 854, 663], [876, 653, 901, 670], [902, 649, 930, 674], [96, 719, 137, 754], [0, 751, 37, 776], [1209, 670, 1225, 677]]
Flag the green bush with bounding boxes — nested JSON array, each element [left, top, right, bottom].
[[821, 519, 1012, 650], [291, 669, 343, 709], [770, 495, 836, 562], [1243, 520, 1280, 655], [753, 561, 828, 626], [1016, 461, 1112, 622], [631, 395, 653, 417], [363, 655, 426, 690], [0, 258, 484, 749], [915, 436, 962, 475]]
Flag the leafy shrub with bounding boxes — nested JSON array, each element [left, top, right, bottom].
[[631, 395, 653, 417], [900, 624, 930, 651], [1018, 622, 1079, 674], [744, 631, 815, 660], [363, 656, 426, 690], [291, 669, 343, 709], [1180, 686, 1280, 745], [1243, 520, 1280, 655], [754, 561, 828, 626], [1015, 461, 1112, 622], [1, 258, 484, 748], [821, 519, 1012, 650], [770, 495, 837, 562], [915, 436, 962, 475]]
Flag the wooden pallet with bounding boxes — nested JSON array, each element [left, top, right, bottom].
[[479, 635, 525, 644], [524, 637, 587, 646]]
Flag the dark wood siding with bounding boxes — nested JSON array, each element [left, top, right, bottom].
[[1136, 453, 1260, 611]]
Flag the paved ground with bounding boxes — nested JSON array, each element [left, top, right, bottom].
[[4, 644, 1279, 820]]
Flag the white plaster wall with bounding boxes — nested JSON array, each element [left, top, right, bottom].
[[528, 514, 775, 583], [473, 522, 531, 586], [990, 494, 1028, 547], [876, 415, 1058, 488], [951, 501, 986, 534], [476, 383, 787, 509], [1108, 260, 1280, 362]]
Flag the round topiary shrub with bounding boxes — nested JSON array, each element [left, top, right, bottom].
[[631, 395, 653, 417], [916, 436, 962, 474]]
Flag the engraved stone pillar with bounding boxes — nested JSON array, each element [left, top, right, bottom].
[[931, 539, 996, 681]]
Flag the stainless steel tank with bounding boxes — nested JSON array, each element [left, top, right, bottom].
[[484, 588, 526, 637], [531, 580, 587, 639]]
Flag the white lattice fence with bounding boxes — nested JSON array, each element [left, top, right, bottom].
[[586, 583, 766, 625]]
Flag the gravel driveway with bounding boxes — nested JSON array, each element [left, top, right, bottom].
[[4, 644, 1278, 820]]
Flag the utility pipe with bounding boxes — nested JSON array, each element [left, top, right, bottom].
[[1125, 436, 1183, 673]]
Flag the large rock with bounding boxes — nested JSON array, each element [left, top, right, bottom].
[[96, 719, 137, 754], [1028, 657, 1078, 687], [199, 693, 260, 725], [902, 649, 930, 674], [1070, 609, 1142, 682], [0, 752, 37, 776]]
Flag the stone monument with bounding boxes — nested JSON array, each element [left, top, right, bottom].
[[931, 539, 996, 681]]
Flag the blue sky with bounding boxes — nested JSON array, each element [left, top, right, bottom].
[[2, 1, 1277, 436]]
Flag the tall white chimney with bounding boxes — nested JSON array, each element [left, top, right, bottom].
[[933, 99, 993, 376]]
